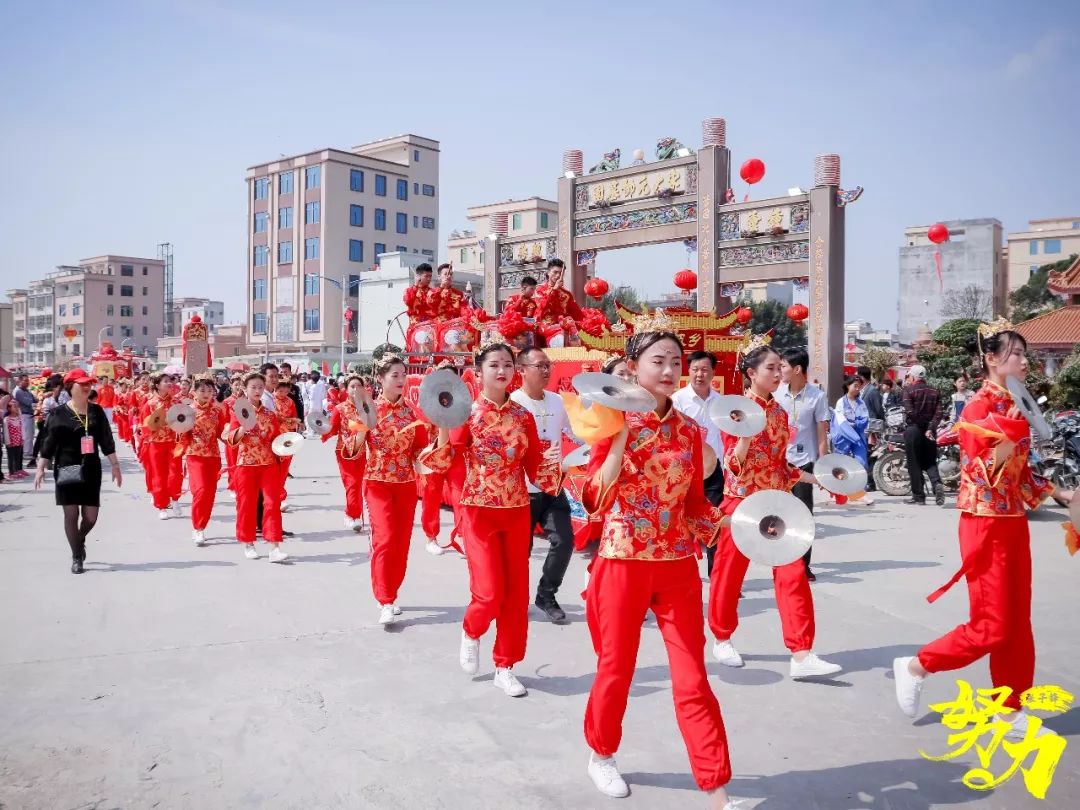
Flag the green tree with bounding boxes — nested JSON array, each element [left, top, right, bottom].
[[1009, 255, 1075, 323], [372, 343, 403, 362], [746, 300, 807, 353], [590, 286, 644, 325], [861, 345, 899, 381], [916, 319, 981, 398]]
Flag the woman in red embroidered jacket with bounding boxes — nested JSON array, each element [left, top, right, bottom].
[[578, 328, 737, 808], [363, 356, 429, 626], [178, 377, 226, 547], [708, 342, 842, 680], [221, 375, 243, 497], [422, 342, 541, 699], [893, 324, 1073, 739], [321, 375, 369, 532], [226, 372, 289, 563], [140, 372, 183, 519]]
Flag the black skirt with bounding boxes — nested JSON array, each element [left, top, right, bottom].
[[54, 455, 103, 507]]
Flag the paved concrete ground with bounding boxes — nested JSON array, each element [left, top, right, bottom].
[[1, 441, 1078, 810]]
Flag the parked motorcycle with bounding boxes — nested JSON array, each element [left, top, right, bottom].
[[872, 411, 962, 497], [1034, 412, 1080, 492]]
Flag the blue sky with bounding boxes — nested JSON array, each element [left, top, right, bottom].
[[2, 0, 1077, 331]]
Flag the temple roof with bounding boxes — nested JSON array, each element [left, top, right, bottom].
[[1045, 255, 1080, 294], [1014, 305, 1080, 349]]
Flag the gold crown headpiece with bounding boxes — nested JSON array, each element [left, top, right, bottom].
[[474, 328, 511, 356], [738, 332, 772, 358], [629, 306, 676, 334], [976, 316, 1014, 354]]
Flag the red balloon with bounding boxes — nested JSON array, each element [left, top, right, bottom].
[[740, 158, 766, 185], [584, 277, 609, 300], [736, 307, 753, 325], [786, 303, 809, 322], [673, 269, 698, 291], [927, 223, 949, 244]]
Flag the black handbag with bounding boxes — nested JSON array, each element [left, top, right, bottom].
[[56, 463, 85, 487]]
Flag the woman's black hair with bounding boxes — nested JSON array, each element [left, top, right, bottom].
[[601, 355, 627, 374], [968, 329, 1027, 373], [625, 331, 683, 361], [739, 345, 781, 381], [150, 372, 172, 388], [241, 372, 266, 387], [475, 342, 515, 365], [193, 377, 216, 391], [842, 374, 861, 394], [374, 354, 406, 378]]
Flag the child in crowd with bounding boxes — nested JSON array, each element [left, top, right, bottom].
[[4, 400, 27, 479]]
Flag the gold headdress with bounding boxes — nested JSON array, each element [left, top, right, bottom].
[[738, 332, 772, 358], [976, 317, 1013, 354], [629, 306, 676, 334], [474, 328, 511, 356]]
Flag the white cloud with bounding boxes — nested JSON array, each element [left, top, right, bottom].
[[1004, 32, 1065, 79]]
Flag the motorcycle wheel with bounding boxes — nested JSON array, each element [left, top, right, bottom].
[[873, 450, 912, 497]]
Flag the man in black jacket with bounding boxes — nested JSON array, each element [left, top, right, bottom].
[[901, 365, 944, 506]]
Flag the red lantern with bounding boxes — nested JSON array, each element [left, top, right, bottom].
[[736, 307, 752, 325], [584, 277, 609, 300], [927, 223, 949, 244], [739, 158, 766, 185], [786, 303, 809, 322], [673, 269, 698, 292], [63, 328, 78, 340]]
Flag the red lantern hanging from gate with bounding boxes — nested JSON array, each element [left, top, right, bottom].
[[584, 277, 609, 300], [736, 306, 753, 325], [673, 269, 697, 296], [786, 303, 809, 323]]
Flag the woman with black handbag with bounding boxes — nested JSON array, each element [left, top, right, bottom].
[[34, 369, 122, 573]]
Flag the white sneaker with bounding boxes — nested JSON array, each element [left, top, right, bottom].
[[493, 667, 527, 697], [712, 640, 744, 668], [268, 546, 289, 564], [790, 652, 842, 680], [158, 509, 169, 520], [391, 604, 402, 616], [426, 540, 445, 556], [243, 543, 259, 560], [344, 515, 357, 530], [378, 604, 396, 625], [280, 501, 290, 513], [999, 710, 1057, 742], [892, 657, 924, 718], [588, 752, 630, 798], [193, 529, 206, 546], [459, 631, 480, 675]]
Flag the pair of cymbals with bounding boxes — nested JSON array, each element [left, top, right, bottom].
[[233, 397, 257, 430], [306, 410, 331, 436], [813, 453, 868, 496], [730, 490, 815, 567], [419, 369, 472, 429], [573, 372, 656, 412], [164, 403, 195, 433], [1006, 375, 1052, 440], [708, 395, 766, 438], [272, 432, 305, 457]]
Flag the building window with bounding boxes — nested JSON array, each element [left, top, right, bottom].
[[413, 182, 419, 195], [305, 201, 320, 224], [253, 278, 267, 300], [375, 174, 387, 196], [349, 239, 364, 262], [121, 326, 132, 338], [253, 313, 268, 334], [540, 212, 550, 229], [413, 215, 419, 228], [350, 169, 364, 192], [512, 213, 522, 230], [107, 305, 114, 316], [121, 264, 134, 277], [350, 204, 364, 227], [375, 208, 386, 230], [143, 266, 148, 275], [1029, 241, 1038, 255], [142, 326, 148, 336], [253, 245, 269, 266], [105, 325, 113, 336], [348, 274, 360, 295], [305, 237, 320, 260], [375, 242, 386, 258], [279, 171, 294, 194], [73, 303, 80, 315], [397, 178, 408, 200], [305, 166, 320, 189], [396, 213, 407, 234], [422, 217, 435, 230], [279, 207, 293, 229], [460, 248, 468, 264], [254, 211, 269, 233], [1044, 239, 1062, 254], [142, 286, 148, 296], [142, 306, 148, 315], [254, 177, 269, 200], [120, 285, 134, 297], [396, 245, 408, 253], [278, 241, 293, 263], [107, 284, 114, 295], [303, 308, 320, 332], [304, 273, 319, 295], [120, 305, 133, 317], [58, 304, 66, 316], [422, 249, 434, 258], [422, 184, 435, 196]]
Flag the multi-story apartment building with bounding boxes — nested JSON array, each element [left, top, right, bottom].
[[245, 134, 439, 355], [0, 302, 13, 367], [1006, 216, 1080, 290], [171, 296, 225, 330]]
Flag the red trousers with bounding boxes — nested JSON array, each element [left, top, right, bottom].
[[420, 455, 465, 541], [234, 464, 282, 543], [146, 441, 182, 509], [919, 514, 1033, 711], [187, 455, 221, 531], [708, 496, 815, 653], [279, 456, 292, 501], [585, 556, 731, 791], [337, 454, 366, 519], [461, 504, 532, 667], [224, 443, 238, 491], [366, 480, 419, 605]]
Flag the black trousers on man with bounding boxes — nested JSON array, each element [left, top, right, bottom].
[[903, 425, 941, 502], [703, 467, 725, 575], [531, 490, 575, 604], [791, 462, 815, 568]]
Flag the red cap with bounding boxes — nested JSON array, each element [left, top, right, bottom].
[[64, 368, 93, 385]]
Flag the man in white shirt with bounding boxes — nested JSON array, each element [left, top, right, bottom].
[[307, 371, 328, 424], [671, 350, 724, 574], [776, 347, 830, 582], [511, 347, 578, 623]]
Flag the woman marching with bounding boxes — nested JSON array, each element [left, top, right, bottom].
[[361, 357, 429, 626], [179, 377, 227, 546], [421, 341, 541, 697], [893, 320, 1073, 740], [140, 372, 183, 520], [708, 338, 843, 679], [321, 375, 369, 532], [579, 323, 738, 807], [221, 375, 244, 498], [34, 369, 122, 573]]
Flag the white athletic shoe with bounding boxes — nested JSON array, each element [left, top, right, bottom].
[[243, 543, 259, 560], [280, 501, 290, 513], [391, 605, 402, 616], [344, 515, 357, 530], [892, 657, 924, 718], [378, 604, 396, 626], [193, 529, 206, 546], [712, 640, 744, 668], [790, 653, 842, 680], [999, 710, 1057, 742], [426, 540, 445, 556], [493, 667, 527, 697], [158, 509, 170, 520], [459, 631, 480, 675], [588, 752, 630, 798], [268, 546, 289, 564]]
